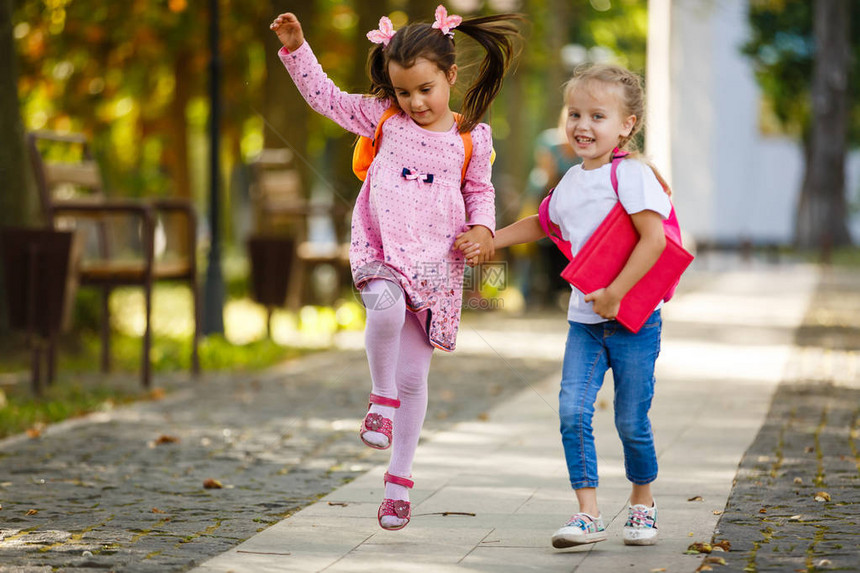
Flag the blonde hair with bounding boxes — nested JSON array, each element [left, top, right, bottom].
[[564, 64, 671, 195]]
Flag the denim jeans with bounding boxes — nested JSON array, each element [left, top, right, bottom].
[[559, 311, 662, 489]]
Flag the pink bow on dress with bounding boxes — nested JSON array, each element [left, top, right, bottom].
[[432, 5, 462, 37], [367, 16, 396, 47]]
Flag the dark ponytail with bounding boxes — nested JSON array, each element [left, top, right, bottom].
[[366, 13, 522, 133], [454, 14, 521, 132]]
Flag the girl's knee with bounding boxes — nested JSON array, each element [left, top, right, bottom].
[[559, 403, 591, 431], [614, 415, 650, 442]]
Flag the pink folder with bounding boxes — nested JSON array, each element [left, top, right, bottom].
[[560, 203, 694, 333]]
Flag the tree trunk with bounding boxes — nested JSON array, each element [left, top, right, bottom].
[[544, 0, 569, 128], [328, 0, 385, 243], [0, 0, 36, 332], [262, 0, 317, 200], [795, 0, 852, 249]]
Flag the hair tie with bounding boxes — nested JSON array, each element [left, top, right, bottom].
[[432, 4, 462, 38], [367, 16, 395, 47]]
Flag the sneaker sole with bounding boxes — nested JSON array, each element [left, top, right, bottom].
[[552, 531, 608, 548], [623, 534, 659, 546]]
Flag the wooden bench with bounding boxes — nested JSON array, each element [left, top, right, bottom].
[[27, 130, 200, 388], [249, 149, 349, 310]]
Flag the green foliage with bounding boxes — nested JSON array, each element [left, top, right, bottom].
[[742, 0, 860, 143]]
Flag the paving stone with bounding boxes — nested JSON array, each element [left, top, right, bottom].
[[713, 268, 860, 571], [0, 345, 559, 571]]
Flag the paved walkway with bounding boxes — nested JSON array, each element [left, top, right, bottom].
[[4, 257, 858, 573], [187, 258, 826, 573]]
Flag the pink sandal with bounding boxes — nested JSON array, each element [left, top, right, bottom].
[[378, 472, 413, 530], [360, 393, 400, 450]]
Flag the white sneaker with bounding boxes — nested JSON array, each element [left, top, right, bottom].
[[551, 513, 607, 548], [623, 502, 659, 546]]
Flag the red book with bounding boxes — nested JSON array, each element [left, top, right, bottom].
[[560, 203, 694, 333]]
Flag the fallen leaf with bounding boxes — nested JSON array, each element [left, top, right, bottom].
[[152, 507, 166, 514], [26, 509, 38, 516], [327, 502, 348, 507], [477, 412, 489, 422], [804, 446, 815, 453], [713, 510, 724, 515], [814, 491, 831, 502], [149, 388, 166, 400], [650, 569, 667, 573], [203, 478, 223, 489], [817, 559, 832, 567], [759, 507, 767, 514], [789, 514, 803, 521], [696, 566, 713, 572], [688, 495, 704, 502], [793, 477, 803, 485], [713, 540, 732, 551], [26, 425, 43, 439], [687, 541, 713, 554], [155, 434, 180, 445], [705, 556, 727, 565]]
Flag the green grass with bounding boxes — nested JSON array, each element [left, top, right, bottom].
[[0, 382, 140, 439], [0, 275, 366, 439], [0, 331, 309, 440]]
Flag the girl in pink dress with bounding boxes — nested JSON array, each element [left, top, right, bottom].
[[270, 5, 520, 530]]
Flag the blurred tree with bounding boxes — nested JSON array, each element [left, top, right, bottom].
[[0, 0, 36, 333], [744, 0, 857, 248], [261, 0, 318, 199], [406, 0, 440, 22]]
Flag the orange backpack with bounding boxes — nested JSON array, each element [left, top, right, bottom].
[[352, 109, 476, 183]]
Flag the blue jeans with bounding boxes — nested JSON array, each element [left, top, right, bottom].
[[559, 311, 662, 489]]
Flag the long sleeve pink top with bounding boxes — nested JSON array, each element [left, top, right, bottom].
[[279, 42, 496, 351]]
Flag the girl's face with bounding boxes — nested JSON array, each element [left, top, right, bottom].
[[388, 57, 457, 132], [565, 81, 636, 170]]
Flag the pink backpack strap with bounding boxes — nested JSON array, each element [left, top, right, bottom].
[[609, 148, 629, 196], [538, 189, 573, 260]]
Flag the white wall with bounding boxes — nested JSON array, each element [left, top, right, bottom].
[[668, 0, 858, 245]]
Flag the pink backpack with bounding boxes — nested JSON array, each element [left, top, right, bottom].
[[538, 149, 685, 302]]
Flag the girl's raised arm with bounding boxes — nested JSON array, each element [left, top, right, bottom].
[[272, 15, 388, 138]]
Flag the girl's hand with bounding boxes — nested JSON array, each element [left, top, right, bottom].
[[270, 12, 304, 52], [454, 226, 494, 267], [584, 288, 622, 320]]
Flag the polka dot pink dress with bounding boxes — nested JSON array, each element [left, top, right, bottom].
[[280, 43, 496, 351]]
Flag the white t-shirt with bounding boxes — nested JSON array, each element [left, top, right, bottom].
[[548, 158, 672, 324]]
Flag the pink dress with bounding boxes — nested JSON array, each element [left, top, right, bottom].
[[279, 43, 496, 351]]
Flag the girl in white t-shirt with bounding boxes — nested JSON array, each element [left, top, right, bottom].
[[458, 64, 671, 548]]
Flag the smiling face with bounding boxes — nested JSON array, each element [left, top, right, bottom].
[[565, 80, 636, 170], [388, 57, 457, 132]]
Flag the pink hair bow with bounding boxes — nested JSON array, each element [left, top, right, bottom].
[[432, 5, 462, 37], [367, 16, 395, 47]]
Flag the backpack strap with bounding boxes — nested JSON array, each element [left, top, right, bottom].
[[459, 129, 473, 183], [538, 188, 573, 260], [609, 147, 629, 196], [372, 106, 400, 149]]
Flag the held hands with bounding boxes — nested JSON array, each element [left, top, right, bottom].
[[584, 287, 622, 320], [270, 12, 304, 52], [453, 225, 494, 267]]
